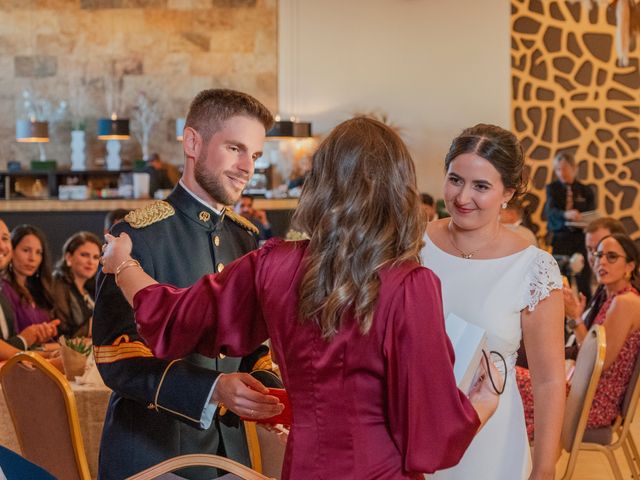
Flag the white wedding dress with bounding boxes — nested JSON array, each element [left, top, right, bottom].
[[421, 233, 562, 480]]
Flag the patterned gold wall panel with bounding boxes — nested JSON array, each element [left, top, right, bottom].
[[511, 0, 640, 240]]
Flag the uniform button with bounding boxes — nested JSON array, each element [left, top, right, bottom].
[[199, 211, 211, 222], [213, 235, 220, 247], [217, 263, 225, 273]]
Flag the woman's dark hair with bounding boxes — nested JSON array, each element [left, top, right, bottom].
[[53, 231, 102, 287], [8, 224, 55, 311], [292, 116, 426, 339], [444, 123, 527, 199]]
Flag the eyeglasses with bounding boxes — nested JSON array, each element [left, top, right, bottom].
[[592, 251, 629, 263]]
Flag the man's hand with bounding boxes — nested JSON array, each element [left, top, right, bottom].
[[211, 373, 284, 420], [564, 209, 581, 221], [563, 287, 586, 320]]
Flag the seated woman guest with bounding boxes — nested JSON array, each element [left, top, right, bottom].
[[52, 232, 101, 338], [519, 232, 640, 438], [0, 220, 58, 352], [103, 117, 501, 479], [2, 225, 59, 342]]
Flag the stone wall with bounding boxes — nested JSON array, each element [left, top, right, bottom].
[[0, 0, 277, 169]]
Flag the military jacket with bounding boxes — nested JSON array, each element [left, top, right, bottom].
[[93, 184, 264, 480]]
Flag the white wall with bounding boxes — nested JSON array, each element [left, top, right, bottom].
[[278, 0, 511, 197]]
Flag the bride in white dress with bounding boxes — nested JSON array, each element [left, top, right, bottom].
[[422, 124, 565, 480]]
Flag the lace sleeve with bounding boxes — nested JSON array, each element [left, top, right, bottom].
[[527, 249, 563, 312]]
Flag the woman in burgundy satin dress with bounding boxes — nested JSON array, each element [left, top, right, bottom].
[[102, 117, 500, 479]]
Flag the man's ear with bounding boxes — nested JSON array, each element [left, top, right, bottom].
[[183, 127, 202, 159]]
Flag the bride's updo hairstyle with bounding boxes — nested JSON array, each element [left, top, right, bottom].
[[293, 116, 426, 339], [444, 124, 527, 199]]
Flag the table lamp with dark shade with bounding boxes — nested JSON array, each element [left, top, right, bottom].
[[97, 116, 130, 140], [15, 119, 49, 143]]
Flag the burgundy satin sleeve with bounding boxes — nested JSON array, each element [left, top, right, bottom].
[[133, 249, 269, 360], [384, 268, 480, 474]]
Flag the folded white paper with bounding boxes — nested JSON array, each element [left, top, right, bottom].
[[445, 313, 487, 394]]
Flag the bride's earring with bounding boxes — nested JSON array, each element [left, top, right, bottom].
[[501, 202, 508, 209]]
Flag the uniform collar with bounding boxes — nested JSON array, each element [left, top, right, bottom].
[[178, 179, 223, 215], [167, 183, 225, 229]]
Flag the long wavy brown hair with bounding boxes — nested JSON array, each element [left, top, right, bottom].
[[292, 117, 426, 339]]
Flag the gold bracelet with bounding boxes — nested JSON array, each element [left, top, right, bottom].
[[115, 259, 141, 286]]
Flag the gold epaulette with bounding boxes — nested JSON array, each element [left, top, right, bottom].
[[252, 352, 273, 372], [224, 207, 259, 235], [125, 201, 175, 229]]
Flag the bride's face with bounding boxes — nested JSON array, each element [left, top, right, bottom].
[[444, 152, 514, 230]]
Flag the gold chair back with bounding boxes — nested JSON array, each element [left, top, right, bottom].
[[0, 351, 91, 480], [126, 453, 273, 480], [559, 324, 606, 480]]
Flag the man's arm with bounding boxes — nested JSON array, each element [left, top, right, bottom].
[[544, 183, 566, 232]]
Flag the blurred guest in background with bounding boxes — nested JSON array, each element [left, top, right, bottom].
[[144, 152, 180, 198], [420, 193, 438, 222], [500, 199, 537, 246], [2, 224, 59, 342], [239, 194, 272, 242], [0, 220, 57, 353], [52, 232, 101, 338], [519, 233, 640, 441], [545, 152, 596, 300], [564, 217, 627, 352], [104, 209, 130, 234]]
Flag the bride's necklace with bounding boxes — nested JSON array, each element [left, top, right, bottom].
[[447, 220, 502, 259]]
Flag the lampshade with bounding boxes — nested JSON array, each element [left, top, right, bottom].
[[16, 119, 49, 143], [176, 118, 185, 141], [267, 120, 312, 139], [97, 117, 130, 140]]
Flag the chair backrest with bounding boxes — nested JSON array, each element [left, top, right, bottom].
[[126, 453, 273, 480], [245, 370, 286, 479], [0, 352, 91, 480], [244, 421, 286, 479], [561, 324, 606, 453]]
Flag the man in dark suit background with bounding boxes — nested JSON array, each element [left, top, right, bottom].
[[544, 152, 596, 300], [93, 89, 281, 480]]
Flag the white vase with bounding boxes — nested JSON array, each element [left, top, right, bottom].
[[106, 140, 122, 171], [70, 130, 86, 171]]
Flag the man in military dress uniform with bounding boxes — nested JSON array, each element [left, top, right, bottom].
[[93, 89, 279, 479]]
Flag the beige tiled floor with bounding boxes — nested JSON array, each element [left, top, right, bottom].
[[554, 420, 640, 479]]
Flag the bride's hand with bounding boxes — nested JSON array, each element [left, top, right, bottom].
[[468, 356, 502, 429], [101, 233, 134, 274]]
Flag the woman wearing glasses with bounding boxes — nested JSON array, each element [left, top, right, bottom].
[[519, 232, 640, 437]]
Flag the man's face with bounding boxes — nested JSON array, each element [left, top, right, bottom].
[[585, 227, 611, 269], [554, 159, 576, 184], [239, 197, 253, 216], [0, 221, 11, 271], [194, 115, 265, 206]]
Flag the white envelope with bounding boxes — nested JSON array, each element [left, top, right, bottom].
[[445, 313, 488, 394]]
